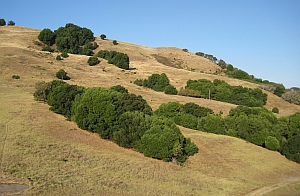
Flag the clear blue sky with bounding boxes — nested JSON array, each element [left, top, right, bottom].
[[1, 0, 299, 88]]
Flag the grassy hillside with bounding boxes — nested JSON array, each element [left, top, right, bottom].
[[1, 26, 300, 195]]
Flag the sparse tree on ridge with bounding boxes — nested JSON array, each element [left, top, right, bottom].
[[0, 18, 6, 26], [7, 20, 15, 26], [100, 34, 106, 40]]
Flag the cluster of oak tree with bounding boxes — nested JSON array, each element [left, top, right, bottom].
[[34, 80, 198, 163], [134, 73, 178, 95], [0, 18, 15, 26], [155, 101, 300, 163]]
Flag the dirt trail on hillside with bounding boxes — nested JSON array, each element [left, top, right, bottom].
[[245, 177, 300, 196]]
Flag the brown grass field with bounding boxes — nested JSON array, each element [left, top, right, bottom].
[[1, 26, 300, 195]]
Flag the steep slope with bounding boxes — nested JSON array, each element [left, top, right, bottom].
[[1, 26, 300, 195]]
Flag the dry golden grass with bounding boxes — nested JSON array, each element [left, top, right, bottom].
[[1, 26, 300, 195]]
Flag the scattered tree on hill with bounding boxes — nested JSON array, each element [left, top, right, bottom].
[[113, 40, 118, 45], [95, 50, 130, 69], [0, 18, 6, 26], [88, 56, 100, 66], [7, 20, 15, 26], [185, 79, 267, 107], [38, 23, 95, 54], [38, 28, 56, 46], [274, 85, 285, 97], [227, 64, 234, 71], [33, 81, 51, 102], [218, 59, 227, 69], [232, 69, 251, 80], [272, 107, 279, 114], [56, 69, 69, 80], [56, 55, 62, 60], [164, 85, 178, 95], [100, 34, 106, 40]]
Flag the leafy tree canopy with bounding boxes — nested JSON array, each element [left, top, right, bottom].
[[0, 18, 6, 26]]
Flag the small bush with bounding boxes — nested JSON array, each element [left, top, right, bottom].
[[12, 75, 20, 79], [42, 45, 54, 52], [265, 136, 280, 151], [100, 34, 106, 40], [56, 69, 69, 80], [272, 107, 279, 114], [164, 85, 178, 95], [0, 18, 6, 26], [61, 52, 69, 58], [182, 48, 188, 52], [7, 20, 15, 26], [56, 55, 62, 60], [88, 56, 100, 66], [113, 40, 118, 45], [134, 79, 143, 86]]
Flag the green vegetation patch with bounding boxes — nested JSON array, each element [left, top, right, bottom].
[[95, 50, 130, 69], [184, 79, 267, 107], [134, 73, 178, 95], [33, 81, 198, 163]]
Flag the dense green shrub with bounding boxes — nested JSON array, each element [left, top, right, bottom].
[[47, 80, 84, 120], [7, 20, 15, 26], [33, 81, 51, 102], [136, 116, 198, 162], [154, 102, 213, 130], [95, 50, 129, 69], [134, 79, 143, 86], [198, 114, 227, 135], [38, 23, 95, 54], [88, 56, 100, 66], [56, 69, 69, 80], [144, 73, 169, 92], [34, 81, 198, 163], [164, 85, 178, 95], [281, 135, 300, 163], [61, 51, 69, 58], [227, 64, 234, 71], [113, 111, 151, 148], [12, 75, 20, 79], [231, 69, 251, 79], [272, 107, 279, 114], [185, 79, 267, 107], [182, 102, 213, 118], [100, 34, 106, 40], [265, 136, 280, 151], [110, 85, 128, 94], [115, 93, 153, 116], [72, 87, 122, 138], [274, 85, 285, 97], [135, 73, 176, 94], [0, 18, 6, 26], [56, 55, 62, 60], [38, 28, 56, 46]]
